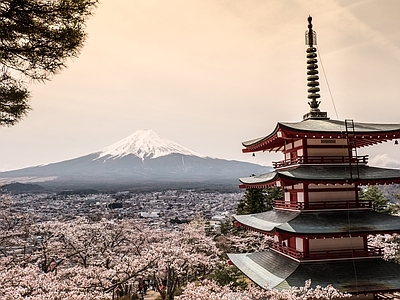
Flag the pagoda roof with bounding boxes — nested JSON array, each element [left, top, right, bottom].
[[239, 165, 400, 188], [228, 250, 400, 293], [242, 119, 400, 152], [233, 210, 400, 235]]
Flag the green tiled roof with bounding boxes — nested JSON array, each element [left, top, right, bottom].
[[234, 210, 299, 232], [228, 250, 400, 293], [228, 251, 298, 290], [233, 210, 400, 235]]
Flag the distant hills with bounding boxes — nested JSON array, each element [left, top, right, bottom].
[[1, 182, 45, 193], [0, 130, 270, 191]]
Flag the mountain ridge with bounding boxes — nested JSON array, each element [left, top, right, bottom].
[[0, 130, 270, 191], [97, 129, 207, 161]]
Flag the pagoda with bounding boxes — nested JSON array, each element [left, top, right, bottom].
[[228, 16, 400, 299]]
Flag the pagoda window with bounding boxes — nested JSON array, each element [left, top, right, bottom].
[[306, 138, 349, 158], [284, 191, 290, 202], [285, 152, 291, 160], [284, 140, 303, 151], [293, 139, 303, 148], [285, 183, 304, 190], [284, 185, 304, 202], [295, 237, 303, 252], [307, 147, 349, 157], [308, 236, 364, 252], [293, 183, 304, 189], [307, 138, 347, 146], [306, 184, 358, 209], [297, 192, 304, 204], [284, 191, 304, 200], [276, 140, 304, 168], [285, 142, 293, 151], [308, 190, 356, 201], [297, 148, 303, 157]]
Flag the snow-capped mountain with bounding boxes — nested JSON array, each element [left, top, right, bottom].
[[97, 130, 206, 161], [0, 130, 269, 191]]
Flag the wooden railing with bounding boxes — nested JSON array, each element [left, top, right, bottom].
[[269, 241, 383, 261], [272, 155, 369, 168], [304, 246, 383, 260], [269, 241, 304, 259], [273, 199, 372, 210]]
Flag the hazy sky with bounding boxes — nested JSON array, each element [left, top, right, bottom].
[[1, 0, 400, 171]]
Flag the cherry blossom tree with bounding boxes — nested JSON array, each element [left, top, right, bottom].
[[0, 212, 353, 300], [0, 263, 110, 299], [0, 217, 159, 299], [147, 218, 220, 300], [216, 220, 273, 255], [0, 216, 222, 299], [369, 233, 400, 262], [0, 208, 35, 265], [176, 279, 350, 300]]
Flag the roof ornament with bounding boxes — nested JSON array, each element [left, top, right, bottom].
[[303, 16, 328, 120]]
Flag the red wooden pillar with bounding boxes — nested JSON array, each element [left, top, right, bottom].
[[303, 238, 309, 258], [303, 183, 309, 209], [363, 235, 368, 254]]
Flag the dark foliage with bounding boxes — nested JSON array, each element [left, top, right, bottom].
[[359, 185, 399, 214], [209, 263, 247, 290], [0, 0, 98, 125], [236, 187, 283, 215]]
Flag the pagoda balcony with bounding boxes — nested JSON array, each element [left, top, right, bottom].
[[273, 199, 373, 211], [272, 155, 369, 168], [269, 241, 383, 261]]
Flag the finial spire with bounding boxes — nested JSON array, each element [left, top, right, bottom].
[[303, 16, 328, 120], [306, 15, 316, 47]]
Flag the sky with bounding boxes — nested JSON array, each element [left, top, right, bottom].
[[1, 0, 400, 171]]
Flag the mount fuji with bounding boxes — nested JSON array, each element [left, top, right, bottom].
[[0, 130, 269, 191], [97, 130, 207, 161]]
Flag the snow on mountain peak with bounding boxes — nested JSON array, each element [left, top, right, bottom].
[[97, 129, 206, 160]]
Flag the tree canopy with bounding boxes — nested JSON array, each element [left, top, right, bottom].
[[359, 185, 397, 214], [0, 194, 351, 300], [0, 0, 98, 126], [237, 187, 283, 215]]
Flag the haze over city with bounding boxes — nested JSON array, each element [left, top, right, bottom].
[[1, 0, 400, 171]]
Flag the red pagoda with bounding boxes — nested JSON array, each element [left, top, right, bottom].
[[228, 16, 400, 299]]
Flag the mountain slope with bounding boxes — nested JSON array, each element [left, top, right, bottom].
[[0, 130, 270, 190]]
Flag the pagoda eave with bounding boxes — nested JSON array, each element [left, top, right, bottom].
[[234, 221, 400, 238], [274, 228, 400, 237], [242, 121, 400, 153], [242, 132, 398, 153], [239, 166, 400, 188], [233, 210, 400, 236], [240, 177, 400, 189], [227, 251, 400, 294], [234, 219, 400, 238], [233, 221, 276, 235]]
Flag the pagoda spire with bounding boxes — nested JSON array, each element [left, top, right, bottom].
[[303, 16, 328, 120]]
